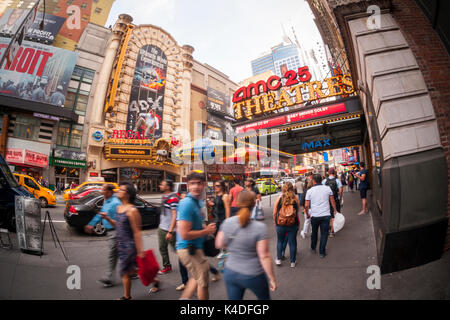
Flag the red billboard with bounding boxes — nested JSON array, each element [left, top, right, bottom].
[[236, 102, 346, 134], [286, 103, 345, 123]]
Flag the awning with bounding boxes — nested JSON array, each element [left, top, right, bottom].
[[49, 157, 86, 168]]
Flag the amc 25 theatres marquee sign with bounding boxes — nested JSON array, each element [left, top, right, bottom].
[[232, 66, 354, 120]]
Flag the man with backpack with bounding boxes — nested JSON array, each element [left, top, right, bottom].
[[305, 174, 338, 258], [322, 168, 343, 237]]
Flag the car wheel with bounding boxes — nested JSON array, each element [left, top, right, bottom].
[[40, 197, 48, 208], [93, 223, 107, 236]]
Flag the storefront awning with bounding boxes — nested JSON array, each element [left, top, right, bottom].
[[49, 157, 86, 168]]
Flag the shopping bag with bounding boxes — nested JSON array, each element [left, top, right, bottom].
[[136, 249, 160, 286], [217, 250, 229, 273], [251, 205, 257, 220], [333, 212, 345, 233], [255, 205, 264, 221], [252, 203, 264, 220]]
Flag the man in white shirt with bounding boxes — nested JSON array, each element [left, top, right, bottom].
[[305, 174, 338, 258]]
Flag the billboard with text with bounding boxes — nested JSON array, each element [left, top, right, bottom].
[[0, 37, 78, 107]]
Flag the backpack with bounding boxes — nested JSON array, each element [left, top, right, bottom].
[[276, 197, 297, 226], [325, 177, 339, 200]]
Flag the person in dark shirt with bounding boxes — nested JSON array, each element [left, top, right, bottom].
[[355, 162, 369, 215]]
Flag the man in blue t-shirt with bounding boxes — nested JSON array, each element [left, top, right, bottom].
[[355, 162, 369, 215], [84, 184, 121, 287], [176, 171, 216, 300]]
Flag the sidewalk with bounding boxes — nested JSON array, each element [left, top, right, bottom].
[[1, 191, 449, 299]]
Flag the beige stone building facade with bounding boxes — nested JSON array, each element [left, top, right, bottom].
[[86, 14, 239, 190]]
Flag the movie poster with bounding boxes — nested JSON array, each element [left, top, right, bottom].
[[0, 8, 66, 44], [126, 45, 167, 144], [0, 37, 78, 107]]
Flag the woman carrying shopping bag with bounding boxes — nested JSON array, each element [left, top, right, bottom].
[[101, 181, 160, 299]]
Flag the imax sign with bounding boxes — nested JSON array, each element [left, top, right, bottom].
[[302, 139, 331, 151]]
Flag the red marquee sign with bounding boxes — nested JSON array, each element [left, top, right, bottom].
[[5, 148, 48, 168], [235, 102, 346, 134], [24, 150, 48, 168]]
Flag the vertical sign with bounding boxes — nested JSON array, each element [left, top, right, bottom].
[[126, 45, 167, 144], [15, 196, 42, 254]]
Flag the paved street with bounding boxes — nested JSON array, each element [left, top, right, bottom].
[[0, 190, 449, 300]]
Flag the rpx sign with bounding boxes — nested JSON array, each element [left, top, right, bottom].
[[233, 66, 312, 103]]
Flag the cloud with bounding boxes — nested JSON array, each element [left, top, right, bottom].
[[107, 0, 177, 26]]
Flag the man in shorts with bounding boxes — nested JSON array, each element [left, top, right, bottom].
[[355, 162, 369, 215], [176, 171, 216, 300]]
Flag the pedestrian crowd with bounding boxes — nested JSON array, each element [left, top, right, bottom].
[[85, 162, 368, 300]]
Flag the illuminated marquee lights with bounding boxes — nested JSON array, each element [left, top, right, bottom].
[[232, 67, 354, 120], [236, 114, 361, 139]]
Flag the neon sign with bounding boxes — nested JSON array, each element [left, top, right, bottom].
[[232, 67, 354, 120]]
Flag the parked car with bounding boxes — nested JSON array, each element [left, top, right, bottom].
[[64, 192, 160, 236], [63, 182, 119, 201], [257, 180, 278, 195], [0, 154, 33, 231], [13, 173, 56, 208], [68, 187, 102, 200]]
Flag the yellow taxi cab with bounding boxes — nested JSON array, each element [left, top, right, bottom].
[[256, 177, 278, 186], [13, 173, 56, 208], [63, 181, 119, 201]]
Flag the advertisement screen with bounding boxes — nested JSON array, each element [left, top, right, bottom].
[[0, 9, 65, 44], [0, 1, 114, 51], [125, 45, 167, 144], [0, 37, 78, 107], [206, 113, 234, 139], [207, 87, 229, 115]]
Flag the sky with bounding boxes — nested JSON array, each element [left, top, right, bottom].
[[105, 0, 324, 83]]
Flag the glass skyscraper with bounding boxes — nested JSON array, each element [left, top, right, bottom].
[[251, 43, 302, 77]]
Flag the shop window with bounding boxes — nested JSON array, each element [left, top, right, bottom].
[[13, 115, 40, 141], [65, 91, 76, 109], [75, 93, 88, 114], [69, 125, 83, 148], [57, 122, 71, 146], [66, 66, 95, 116], [57, 122, 83, 149]]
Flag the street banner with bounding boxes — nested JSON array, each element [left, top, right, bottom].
[[0, 37, 78, 107], [0, 9, 65, 44], [126, 44, 167, 144]]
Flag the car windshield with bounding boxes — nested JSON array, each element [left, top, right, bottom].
[[76, 185, 102, 194], [78, 192, 102, 203], [1, 164, 20, 188]]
